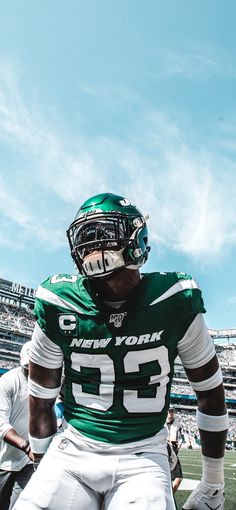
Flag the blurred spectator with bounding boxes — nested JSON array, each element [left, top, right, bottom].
[[0, 342, 34, 510], [166, 407, 183, 492]]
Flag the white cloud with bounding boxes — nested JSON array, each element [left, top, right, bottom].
[[0, 62, 236, 262], [115, 143, 236, 260], [157, 44, 236, 79], [0, 177, 29, 227]]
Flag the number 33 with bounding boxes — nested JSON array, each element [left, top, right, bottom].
[[71, 345, 170, 413]]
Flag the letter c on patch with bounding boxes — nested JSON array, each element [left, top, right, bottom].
[[59, 314, 76, 331]]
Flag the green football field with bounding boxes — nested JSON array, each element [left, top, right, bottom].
[[175, 449, 236, 510]]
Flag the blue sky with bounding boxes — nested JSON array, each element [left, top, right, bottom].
[[0, 0, 236, 331]]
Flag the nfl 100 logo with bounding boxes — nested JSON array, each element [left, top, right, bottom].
[[109, 312, 127, 328]]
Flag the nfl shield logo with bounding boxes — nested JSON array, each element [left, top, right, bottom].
[[109, 312, 127, 328]]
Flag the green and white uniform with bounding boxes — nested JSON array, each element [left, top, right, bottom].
[[30, 271, 209, 444], [14, 271, 216, 510]]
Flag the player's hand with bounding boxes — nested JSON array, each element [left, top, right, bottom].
[[182, 480, 225, 510]]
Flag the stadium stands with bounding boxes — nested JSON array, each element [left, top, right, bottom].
[[0, 277, 35, 369]]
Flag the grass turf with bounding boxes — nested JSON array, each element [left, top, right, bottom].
[[175, 449, 236, 510]]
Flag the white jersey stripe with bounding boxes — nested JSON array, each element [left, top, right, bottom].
[[36, 286, 85, 314], [149, 279, 198, 306]]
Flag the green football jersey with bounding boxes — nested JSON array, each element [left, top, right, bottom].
[[34, 271, 205, 444]]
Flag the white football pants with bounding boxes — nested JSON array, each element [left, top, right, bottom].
[[13, 432, 176, 510]]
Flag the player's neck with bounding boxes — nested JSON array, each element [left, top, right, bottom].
[[91, 268, 141, 301]]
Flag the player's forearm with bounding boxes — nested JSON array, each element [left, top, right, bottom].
[[196, 384, 226, 416], [199, 429, 227, 458], [196, 385, 228, 458], [28, 361, 62, 440], [29, 396, 57, 458], [29, 395, 57, 438], [28, 362, 62, 455]]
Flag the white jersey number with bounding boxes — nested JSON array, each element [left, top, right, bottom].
[[71, 346, 170, 413]]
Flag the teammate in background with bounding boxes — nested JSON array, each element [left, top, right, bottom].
[[166, 407, 183, 492], [0, 341, 34, 510], [13, 193, 228, 510]]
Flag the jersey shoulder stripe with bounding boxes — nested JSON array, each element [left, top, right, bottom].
[[36, 274, 100, 316], [149, 277, 198, 306], [36, 285, 85, 314], [138, 272, 206, 322]]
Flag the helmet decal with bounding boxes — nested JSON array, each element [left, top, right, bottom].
[[119, 198, 134, 207]]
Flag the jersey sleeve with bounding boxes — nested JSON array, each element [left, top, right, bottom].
[[30, 279, 64, 369], [176, 273, 206, 315], [173, 274, 215, 368], [30, 322, 64, 369], [177, 313, 215, 369]]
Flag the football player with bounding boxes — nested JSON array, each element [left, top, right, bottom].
[[13, 193, 228, 510]]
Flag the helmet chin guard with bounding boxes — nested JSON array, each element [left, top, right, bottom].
[[82, 248, 125, 277], [67, 193, 150, 278]]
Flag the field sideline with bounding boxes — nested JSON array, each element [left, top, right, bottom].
[[175, 449, 236, 510]]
